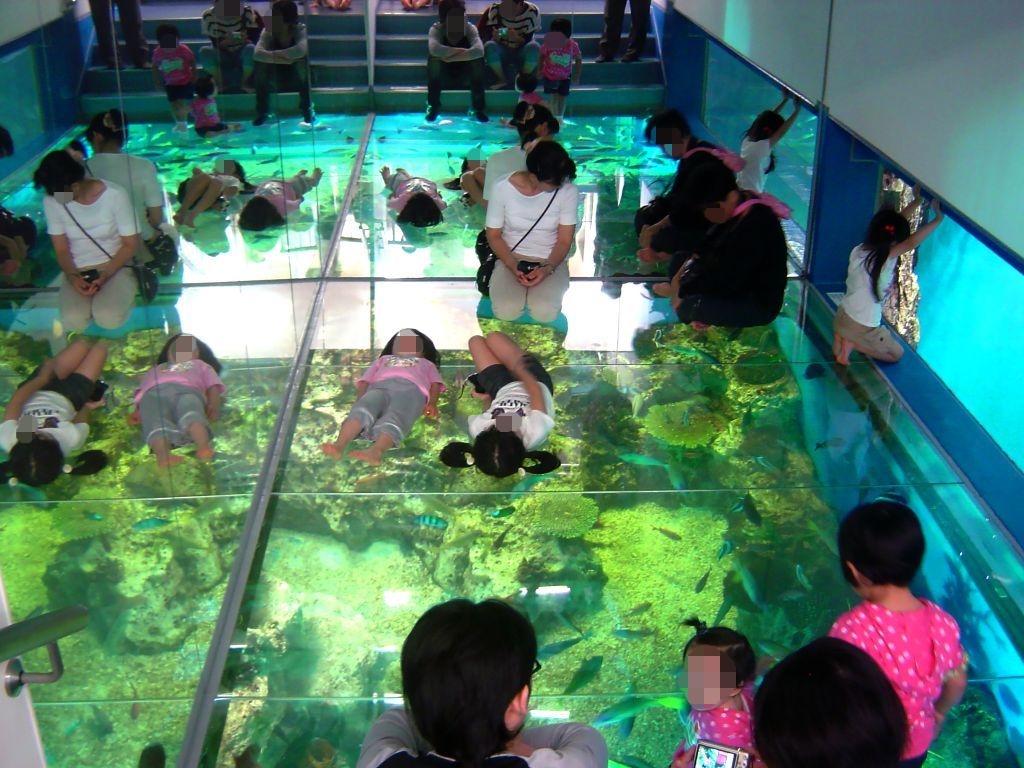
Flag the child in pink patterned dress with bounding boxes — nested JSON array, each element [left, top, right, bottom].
[[671, 618, 760, 768], [829, 499, 968, 768], [151, 23, 197, 132], [190, 73, 243, 138], [237, 167, 323, 230], [128, 334, 225, 468], [538, 18, 582, 118]]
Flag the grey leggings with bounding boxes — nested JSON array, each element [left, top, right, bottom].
[[349, 378, 426, 446], [139, 382, 209, 448]]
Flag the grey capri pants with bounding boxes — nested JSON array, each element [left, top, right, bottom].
[[349, 378, 426, 446]]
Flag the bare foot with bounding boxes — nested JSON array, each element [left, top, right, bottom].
[[157, 454, 186, 469], [349, 448, 383, 465], [321, 442, 343, 458], [196, 446, 215, 461], [835, 336, 853, 366]]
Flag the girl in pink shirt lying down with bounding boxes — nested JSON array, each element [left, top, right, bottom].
[[238, 167, 323, 230], [382, 165, 447, 227]]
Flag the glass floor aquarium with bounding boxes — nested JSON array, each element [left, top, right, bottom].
[[0, 115, 1021, 768]]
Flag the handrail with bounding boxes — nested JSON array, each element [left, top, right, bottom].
[[0, 606, 88, 666]]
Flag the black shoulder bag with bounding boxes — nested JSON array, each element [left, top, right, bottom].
[[476, 187, 559, 297], [62, 203, 159, 303]]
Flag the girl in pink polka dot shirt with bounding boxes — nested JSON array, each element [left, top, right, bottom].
[[671, 618, 760, 768], [829, 500, 969, 768]]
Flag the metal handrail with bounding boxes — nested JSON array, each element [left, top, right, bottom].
[[0, 606, 88, 665]]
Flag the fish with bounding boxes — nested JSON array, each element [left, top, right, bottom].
[[815, 437, 846, 450], [716, 539, 735, 559], [613, 627, 655, 640], [804, 363, 827, 380], [492, 527, 512, 550], [131, 517, 171, 531], [537, 633, 589, 661], [564, 655, 603, 694], [89, 705, 114, 737], [730, 493, 762, 526], [489, 506, 515, 519], [752, 455, 778, 472], [630, 393, 646, 417], [593, 695, 687, 726], [779, 589, 810, 602], [626, 601, 652, 616], [83, 511, 105, 521], [732, 559, 766, 611], [411, 514, 448, 529], [694, 568, 711, 593], [712, 597, 733, 626], [795, 564, 812, 591], [511, 473, 551, 496], [130, 683, 141, 721], [654, 526, 681, 541], [807, 519, 839, 556], [618, 452, 668, 468], [666, 346, 722, 367]]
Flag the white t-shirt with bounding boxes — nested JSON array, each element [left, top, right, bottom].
[[467, 380, 555, 449], [43, 182, 138, 269], [85, 154, 164, 240], [0, 392, 89, 456], [486, 177, 579, 260], [736, 137, 772, 193], [840, 244, 896, 327], [482, 145, 527, 201]]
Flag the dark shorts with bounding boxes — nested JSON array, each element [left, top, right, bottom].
[[543, 78, 570, 96], [165, 83, 195, 101], [21, 367, 95, 412], [472, 354, 554, 399], [196, 124, 229, 137]]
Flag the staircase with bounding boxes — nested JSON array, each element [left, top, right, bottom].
[[79, 0, 663, 120]]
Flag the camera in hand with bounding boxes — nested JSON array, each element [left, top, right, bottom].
[[692, 740, 750, 768], [80, 269, 101, 283], [517, 260, 540, 274]]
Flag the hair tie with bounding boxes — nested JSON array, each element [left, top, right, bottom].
[[465, 455, 475, 466], [883, 224, 895, 234], [7, 477, 17, 487], [62, 464, 73, 474], [694, 619, 709, 634], [517, 467, 527, 477]]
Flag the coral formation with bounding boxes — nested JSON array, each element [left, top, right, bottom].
[[518, 492, 600, 539], [644, 402, 726, 448]]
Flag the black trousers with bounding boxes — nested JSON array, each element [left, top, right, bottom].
[[676, 292, 781, 328], [427, 56, 486, 112], [254, 60, 312, 118], [89, 0, 147, 66], [599, 0, 651, 58]]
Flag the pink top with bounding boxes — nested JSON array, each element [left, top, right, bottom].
[[675, 682, 756, 762], [191, 96, 221, 129], [134, 359, 225, 405], [254, 180, 302, 218], [152, 44, 196, 87], [539, 38, 581, 81], [520, 91, 544, 105], [386, 178, 447, 214], [358, 355, 445, 400], [830, 599, 964, 759]]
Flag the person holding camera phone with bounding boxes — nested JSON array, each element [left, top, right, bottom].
[[33, 151, 140, 333], [484, 141, 577, 323]]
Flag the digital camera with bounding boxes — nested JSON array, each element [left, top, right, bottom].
[[692, 740, 751, 768]]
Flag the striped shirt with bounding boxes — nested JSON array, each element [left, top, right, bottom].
[[201, 6, 262, 42], [483, 1, 540, 47]]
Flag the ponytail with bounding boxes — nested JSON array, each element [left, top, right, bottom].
[[1, 446, 108, 487], [440, 435, 561, 477], [862, 210, 911, 301]]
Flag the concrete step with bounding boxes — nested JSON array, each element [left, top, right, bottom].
[[374, 32, 657, 59], [374, 58, 661, 86], [372, 84, 664, 115], [374, 8, 624, 35], [91, 34, 368, 66], [124, 8, 367, 38]]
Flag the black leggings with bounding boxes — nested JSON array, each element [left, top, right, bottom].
[[676, 293, 780, 328]]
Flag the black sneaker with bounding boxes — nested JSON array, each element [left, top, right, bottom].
[[475, 110, 490, 123], [88, 380, 109, 403], [443, 177, 462, 190], [253, 114, 269, 127], [621, 51, 639, 63], [426, 106, 439, 122]]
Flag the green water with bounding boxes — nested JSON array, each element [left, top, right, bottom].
[[0, 116, 1021, 768]]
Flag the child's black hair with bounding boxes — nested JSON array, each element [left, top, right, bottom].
[[86, 109, 129, 147], [678, 157, 739, 212], [32, 150, 86, 197], [526, 141, 576, 186], [523, 104, 560, 138], [155, 23, 180, 42], [194, 73, 216, 100], [380, 328, 441, 368], [744, 110, 785, 175], [223, 160, 255, 193], [682, 616, 757, 688], [860, 210, 912, 302], [156, 333, 223, 374], [644, 108, 691, 144], [516, 72, 538, 95], [238, 196, 286, 231], [402, 599, 537, 768], [441, 430, 560, 478], [510, 101, 532, 131], [837, 499, 924, 588], [0, 446, 107, 487], [397, 193, 444, 228], [550, 17, 572, 37], [66, 139, 88, 158]]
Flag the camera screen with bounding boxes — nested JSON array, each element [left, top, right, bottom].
[[694, 744, 737, 768]]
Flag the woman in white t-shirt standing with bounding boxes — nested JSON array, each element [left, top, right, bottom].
[[441, 331, 560, 478], [834, 192, 944, 365], [736, 92, 800, 194], [485, 141, 578, 323], [33, 150, 139, 332]]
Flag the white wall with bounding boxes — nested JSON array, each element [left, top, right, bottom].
[[0, 0, 69, 48], [826, 0, 1024, 257], [671, 0, 831, 103]]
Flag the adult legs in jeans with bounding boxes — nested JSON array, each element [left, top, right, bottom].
[[599, 0, 648, 59], [427, 57, 487, 113], [483, 43, 536, 88], [254, 60, 312, 120], [89, 0, 148, 66], [199, 45, 255, 92]]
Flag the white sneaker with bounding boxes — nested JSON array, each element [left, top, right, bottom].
[[299, 118, 317, 129]]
